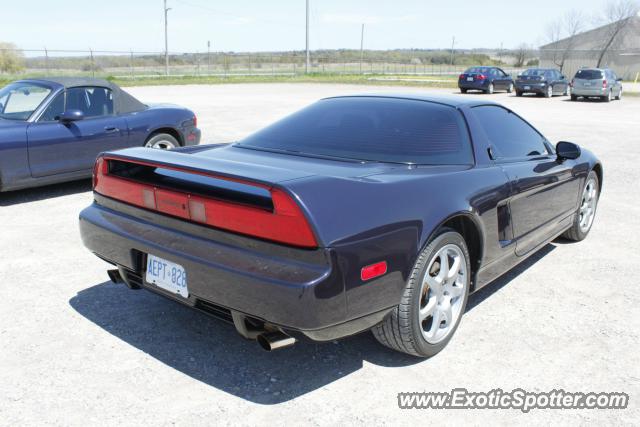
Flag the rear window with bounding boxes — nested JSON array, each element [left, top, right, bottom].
[[236, 97, 473, 165], [575, 69, 603, 80], [522, 69, 547, 76], [465, 67, 492, 74]]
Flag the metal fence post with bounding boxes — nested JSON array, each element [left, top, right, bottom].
[[44, 48, 49, 77], [89, 48, 95, 77], [130, 50, 134, 78]]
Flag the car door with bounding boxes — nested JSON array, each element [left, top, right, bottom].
[[27, 86, 129, 178], [471, 105, 581, 256]]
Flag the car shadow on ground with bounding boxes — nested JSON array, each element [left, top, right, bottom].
[[0, 179, 92, 206], [69, 242, 557, 404]]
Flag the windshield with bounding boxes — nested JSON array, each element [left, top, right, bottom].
[[522, 69, 548, 76], [0, 82, 52, 120], [575, 69, 603, 80], [236, 97, 473, 165]]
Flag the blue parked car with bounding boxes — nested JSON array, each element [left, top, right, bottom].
[[458, 66, 514, 94], [0, 78, 200, 192]]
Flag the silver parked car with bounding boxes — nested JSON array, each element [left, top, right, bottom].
[[571, 68, 623, 102]]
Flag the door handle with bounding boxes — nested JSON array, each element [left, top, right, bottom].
[[104, 126, 119, 133]]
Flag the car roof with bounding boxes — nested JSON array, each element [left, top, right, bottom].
[[321, 93, 499, 108]]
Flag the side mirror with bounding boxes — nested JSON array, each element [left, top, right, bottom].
[[616, 78, 623, 82], [59, 109, 84, 123], [561, 75, 566, 80], [556, 141, 581, 161], [517, 74, 523, 78]]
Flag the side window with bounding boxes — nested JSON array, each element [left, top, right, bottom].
[[66, 87, 113, 118], [39, 92, 65, 122], [498, 69, 506, 77], [472, 106, 548, 159]]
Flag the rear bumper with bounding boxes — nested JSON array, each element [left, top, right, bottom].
[[182, 127, 201, 146], [572, 87, 607, 97], [515, 82, 547, 93], [79, 196, 400, 340], [458, 80, 489, 90]]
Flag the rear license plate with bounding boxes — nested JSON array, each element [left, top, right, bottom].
[[146, 254, 188, 298], [524, 85, 531, 90], [584, 82, 591, 87], [467, 77, 474, 82]]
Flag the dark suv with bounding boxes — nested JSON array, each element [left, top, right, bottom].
[[458, 66, 514, 94]]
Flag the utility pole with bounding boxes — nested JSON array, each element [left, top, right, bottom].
[[207, 40, 211, 74], [449, 36, 456, 66], [305, 0, 310, 73], [360, 24, 365, 75], [164, 0, 171, 76]]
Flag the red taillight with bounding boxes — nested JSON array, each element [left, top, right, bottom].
[[459, 74, 465, 80], [361, 261, 388, 281], [476, 74, 486, 80], [193, 115, 197, 128], [92, 157, 318, 248], [603, 80, 608, 88]]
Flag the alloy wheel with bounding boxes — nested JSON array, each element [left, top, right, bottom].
[[579, 178, 598, 233], [419, 244, 468, 344], [145, 139, 176, 149]]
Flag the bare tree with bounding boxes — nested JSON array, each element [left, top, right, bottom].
[[514, 43, 532, 67], [545, 10, 585, 73], [595, 0, 640, 67]]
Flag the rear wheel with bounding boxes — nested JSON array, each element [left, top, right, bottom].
[[571, 94, 578, 101], [562, 171, 599, 242], [603, 90, 612, 102], [460, 88, 467, 94], [616, 88, 622, 100], [145, 133, 179, 149], [372, 229, 470, 357], [515, 90, 523, 97]]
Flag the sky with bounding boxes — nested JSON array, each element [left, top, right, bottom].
[[1, 0, 615, 54]]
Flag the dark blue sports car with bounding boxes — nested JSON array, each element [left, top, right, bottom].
[[0, 78, 200, 192], [79, 94, 602, 357]]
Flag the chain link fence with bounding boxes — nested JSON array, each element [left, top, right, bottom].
[[0, 48, 528, 80]]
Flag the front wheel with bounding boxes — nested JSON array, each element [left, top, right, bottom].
[[372, 229, 471, 357], [507, 83, 514, 93], [485, 83, 494, 94], [571, 94, 578, 101], [516, 90, 523, 97], [545, 84, 553, 98], [616, 88, 622, 100], [145, 133, 179, 149], [562, 171, 599, 241]]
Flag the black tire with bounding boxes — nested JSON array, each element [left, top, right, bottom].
[[485, 83, 494, 94], [372, 228, 471, 357], [460, 88, 467, 94], [507, 83, 514, 93], [544, 84, 553, 98], [515, 90, 523, 97], [571, 94, 578, 101], [603, 91, 612, 103], [562, 171, 599, 242], [144, 133, 180, 149]]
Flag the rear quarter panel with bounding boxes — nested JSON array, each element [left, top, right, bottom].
[[123, 106, 196, 147]]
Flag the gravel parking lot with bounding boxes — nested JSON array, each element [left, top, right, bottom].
[[1, 84, 639, 425]]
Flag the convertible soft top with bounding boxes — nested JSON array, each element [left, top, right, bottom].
[[19, 77, 147, 114]]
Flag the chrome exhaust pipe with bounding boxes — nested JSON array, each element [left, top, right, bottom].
[[107, 269, 123, 284], [257, 331, 296, 351]]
